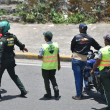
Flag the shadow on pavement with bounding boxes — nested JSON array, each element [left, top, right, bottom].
[[83, 88, 106, 105], [1, 89, 7, 94], [39, 96, 61, 101], [0, 95, 20, 102], [91, 107, 107, 110]]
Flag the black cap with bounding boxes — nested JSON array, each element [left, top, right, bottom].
[[78, 23, 87, 30], [103, 34, 110, 42], [43, 31, 53, 40]]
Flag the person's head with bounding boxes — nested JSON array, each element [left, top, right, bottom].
[[78, 23, 87, 33], [43, 31, 53, 42], [103, 34, 110, 46], [0, 21, 10, 34]]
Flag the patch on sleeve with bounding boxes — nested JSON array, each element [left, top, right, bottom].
[[0, 42, 3, 45]]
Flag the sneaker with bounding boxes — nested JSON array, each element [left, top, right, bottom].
[[72, 96, 81, 100], [44, 94, 51, 98], [20, 90, 28, 97]]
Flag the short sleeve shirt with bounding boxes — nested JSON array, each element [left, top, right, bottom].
[[97, 49, 102, 59], [38, 41, 59, 56]]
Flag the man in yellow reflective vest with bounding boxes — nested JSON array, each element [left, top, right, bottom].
[[38, 31, 61, 98], [90, 34, 110, 110]]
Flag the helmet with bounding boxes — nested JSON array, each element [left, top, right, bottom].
[[0, 21, 10, 33]]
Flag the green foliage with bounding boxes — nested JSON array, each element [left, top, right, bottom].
[[14, 1, 98, 24], [87, 17, 96, 23], [49, 8, 66, 24], [26, 14, 36, 23], [68, 12, 85, 24], [13, 13, 19, 16], [0, 9, 7, 16]]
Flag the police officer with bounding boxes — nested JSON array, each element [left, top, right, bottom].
[[0, 21, 28, 98], [38, 31, 61, 98], [90, 34, 110, 110], [71, 23, 101, 100]]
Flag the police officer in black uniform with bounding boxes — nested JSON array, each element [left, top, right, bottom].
[[0, 21, 28, 98]]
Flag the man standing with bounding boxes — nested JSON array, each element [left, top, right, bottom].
[[71, 23, 101, 100], [90, 34, 110, 110], [0, 21, 28, 98], [38, 31, 60, 98]]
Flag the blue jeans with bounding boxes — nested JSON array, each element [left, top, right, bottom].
[[72, 58, 86, 97]]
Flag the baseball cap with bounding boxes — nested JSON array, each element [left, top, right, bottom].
[[43, 31, 53, 40], [78, 23, 87, 30], [103, 34, 110, 41]]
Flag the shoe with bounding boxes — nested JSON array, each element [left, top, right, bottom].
[[44, 94, 52, 98], [72, 96, 81, 100], [0, 94, 1, 98], [54, 86, 59, 98], [20, 90, 28, 97], [106, 107, 110, 110], [54, 90, 59, 98], [81, 92, 84, 97]]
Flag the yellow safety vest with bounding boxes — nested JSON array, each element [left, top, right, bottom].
[[99, 46, 110, 71], [41, 42, 58, 70]]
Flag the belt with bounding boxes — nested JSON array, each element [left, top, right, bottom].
[[104, 67, 110, 70]]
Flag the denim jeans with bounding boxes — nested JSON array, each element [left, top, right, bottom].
[[72, 58, 86, 97]]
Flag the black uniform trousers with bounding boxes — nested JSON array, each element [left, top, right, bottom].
[[42, 69, 58, 95], [100, 67, 110, 107], [0, 58, 25, 92]]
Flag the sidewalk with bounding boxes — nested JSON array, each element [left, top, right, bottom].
[[9, 23, 110, 61]]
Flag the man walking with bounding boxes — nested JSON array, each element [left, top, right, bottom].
[[0, 21, 28, 98], [71, 23, 101, 100]]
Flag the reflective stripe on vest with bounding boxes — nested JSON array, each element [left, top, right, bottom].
[[99, 46, 110, 71], [41, 42, 58, 70], [43, 59, 58, 63]]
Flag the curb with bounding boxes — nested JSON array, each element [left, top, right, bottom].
[[15, 52, 72, 62]]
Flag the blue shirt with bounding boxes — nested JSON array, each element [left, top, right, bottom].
[[38, 41, 59, 56]]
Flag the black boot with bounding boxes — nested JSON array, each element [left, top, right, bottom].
[[20, 90, 28, 97], [44, 94, 52, 98], [54, 86, 59, 98]]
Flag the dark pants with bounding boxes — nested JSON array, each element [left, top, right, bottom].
[[42, 69, 58, 95], [0, 59, 25, 93], [100, 67, 110, 107]]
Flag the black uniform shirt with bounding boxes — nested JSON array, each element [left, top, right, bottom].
[[0, 32, 25, 64], [71, 33, 101, 55]]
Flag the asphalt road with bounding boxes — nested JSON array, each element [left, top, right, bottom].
[[0, 59, 107, 110]]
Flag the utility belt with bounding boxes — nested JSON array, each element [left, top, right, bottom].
[[103, 67, 110, 70], [102, 67, 110, 73]]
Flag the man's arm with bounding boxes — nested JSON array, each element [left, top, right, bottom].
[[92, 38, 102, 50], [90, 58, 101, 75], [14, 35, 28, 52], [71, 37, 76, 52], [0, 39, 6, 68], [57, 53, 61, 70], [38, 46, 44, 59]]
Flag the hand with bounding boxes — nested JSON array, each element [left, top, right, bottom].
[[58, 65, 61, 71], [22, 47, 28, 52], [90, 70, 94, 76]]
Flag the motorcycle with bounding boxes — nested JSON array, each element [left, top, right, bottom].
[[83, 50, 105, 100]]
